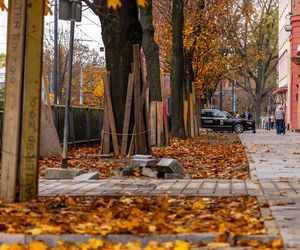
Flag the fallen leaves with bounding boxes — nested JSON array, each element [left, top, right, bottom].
[[39, 132, 249, 180], [0, 196, 265, 236], [153, 133, 249, 179]]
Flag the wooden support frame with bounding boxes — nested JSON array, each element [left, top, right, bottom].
[[103, 72, 119, 156], [120, 73, 134, 156], [1, 0, 45, 201], [1, 0, 27, 202], [19, 0, 45, 201]]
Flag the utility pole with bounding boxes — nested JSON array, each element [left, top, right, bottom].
[[79, 63, 83, 105], [219, 79, 223, 111], [62, 0, 80, 168], [232, 80, 236, 113], [53, 0, 59, 104]]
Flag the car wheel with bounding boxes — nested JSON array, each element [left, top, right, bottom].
[[234, 123, 244, 133]]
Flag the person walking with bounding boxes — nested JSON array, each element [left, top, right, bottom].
[[270, 113, 275, 129], [275, 106, 285, 135]]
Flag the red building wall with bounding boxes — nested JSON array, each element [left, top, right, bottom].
[[290, 2, 300, 130]]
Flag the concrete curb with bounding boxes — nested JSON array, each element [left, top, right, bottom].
[[0, 233, 281, 247]]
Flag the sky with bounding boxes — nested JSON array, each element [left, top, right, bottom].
[[0, 1, 104, 55]]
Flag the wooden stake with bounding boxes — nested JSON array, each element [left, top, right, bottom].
[[120, 73, 134, 156], [150, 101, 157, 145], [183, 100, 188, 134], [157, 101, 164, 146], [133, 45, 141, 153], [103, 72, 119, 156], [192, 82, 199, 136], [189, 93, 195, 137], [19, 0, 45, 201], [1, 0, 27, 202], [102, 99, 110, 154]]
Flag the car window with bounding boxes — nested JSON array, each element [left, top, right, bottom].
[[213, 110, 227, 118], [202, 111, 213, 118]]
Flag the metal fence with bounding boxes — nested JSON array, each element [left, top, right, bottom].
[[52, 105, 104, 144], [0, 105, 104, 149]]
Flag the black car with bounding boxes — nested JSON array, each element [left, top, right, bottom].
[[201, 109, 255, 133]]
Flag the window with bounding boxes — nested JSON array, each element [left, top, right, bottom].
[[202, 111, 213, 118], [213, 110, 227, 118]]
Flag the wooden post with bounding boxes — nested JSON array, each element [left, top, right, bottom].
[[103, 72, 119, 156], [120, 74, 134, 155], [19, 0, 45, 201], [1, 0, 27, 202], [101, 98, 110, 154], [150, 101, 157, 145], [192, 82, 199, 136], [133, 45, 142, 154], [157, 101, 164, 146]]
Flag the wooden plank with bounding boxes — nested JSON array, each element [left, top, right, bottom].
[[150, 101, 157, 145], [140, 80, 149, 154], [128, 126, 135, 157], [191, 82, 199, 136], [0, 0, 27, 202], [157, 101, 164, 146], [103, 72, 119, 156], [189, 93, 195, 137], [19, 0, 45, 201], [133, 45, 141, 153], [163, 112, 170, 146], [102, 99, 110, 154], [120, 73, 134, 156], [183, 100, 188, 133]]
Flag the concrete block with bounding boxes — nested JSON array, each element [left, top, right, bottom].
[[132, 155, 153, 159], [157, 158, 185, 174], [141, 167, 158, 178], [73, 172, 99, 181], [130, 155, 156, 170], [44, 168, 80, 180]]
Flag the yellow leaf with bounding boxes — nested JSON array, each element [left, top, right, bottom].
[[28, 241, 48, 250], [174, 241, 189, 250], [0, 0, 7, 11], [66, 197, 77, 206], [87, 238, 104, 249], [3, 244, 24, 250], [107, 0, 121, 9], [137, 0, 147, 7], [272, 239, 283, 248], [25, 228, 43, 235], [192, 200, 205, 210], [207, 242, 230, 249], [0, 245, 10, 250]]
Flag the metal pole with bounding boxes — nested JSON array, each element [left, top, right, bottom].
[[53, 0, 58, 104], [232, 80, 236, 113], [62, 1, 77, 168], [79, 63, 83, 105], [219, 79, 223, 111]]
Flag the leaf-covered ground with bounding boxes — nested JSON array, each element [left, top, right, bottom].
[[0, 196, 264, 235], [39, 132, 249, 179], [0, 238, 283, 250], [152, 133, 249, 179]]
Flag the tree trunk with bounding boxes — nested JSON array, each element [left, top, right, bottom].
[[140, 0, 162, 102], [93, 0, 143, 134], [170, 0, 185, 138]]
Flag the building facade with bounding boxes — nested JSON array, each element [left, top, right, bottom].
[[277, 0, 291, 128], [290, 0, 300, 130]]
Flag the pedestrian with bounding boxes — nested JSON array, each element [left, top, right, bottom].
[[243, 110, 251, 120], [275, 106, 285, 135], [270, 113, 274, 129]]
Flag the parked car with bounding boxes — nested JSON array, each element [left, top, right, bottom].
[[201, 109, 255, 133]]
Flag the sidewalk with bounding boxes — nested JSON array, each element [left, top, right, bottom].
[[38, 130, 300, 248]]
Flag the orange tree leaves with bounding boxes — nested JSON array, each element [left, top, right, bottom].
[[108, 0, 147, 9], [0, 0, 52, 14], [0, 196, 265, 236]]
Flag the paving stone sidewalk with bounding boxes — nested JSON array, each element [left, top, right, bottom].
[[36, 131, 300, 248]]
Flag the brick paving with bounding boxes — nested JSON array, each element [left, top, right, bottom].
[[36, 131, 300, 248]]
